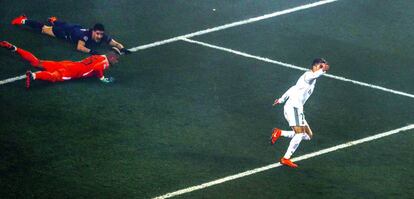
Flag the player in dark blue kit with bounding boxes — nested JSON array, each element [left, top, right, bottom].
[[12, 15, 131, 55]]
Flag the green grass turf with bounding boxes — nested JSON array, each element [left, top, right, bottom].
[[1, 41, 413, 198], [178, 130, 414, 199], [0, 0, 318, 79], [195, 0, 414, 94], [0, 0, 414, 198]]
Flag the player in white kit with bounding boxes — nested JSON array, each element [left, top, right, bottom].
[[270, 58, 330, 168]]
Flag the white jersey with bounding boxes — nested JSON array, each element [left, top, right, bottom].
[[278, 69, 325, 108]]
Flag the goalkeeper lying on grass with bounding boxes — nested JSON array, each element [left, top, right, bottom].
[[0, 41, 123, 89]]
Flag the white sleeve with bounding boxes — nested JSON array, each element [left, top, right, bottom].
[[278, 86, 296, 104], [304, 69, 325, 83]]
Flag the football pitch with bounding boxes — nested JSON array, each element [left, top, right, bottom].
[[1, 0, 414, 198]]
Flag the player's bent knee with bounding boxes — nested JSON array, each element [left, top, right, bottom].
[[42, 26, 55, 37], [292, 126, 305, 134]]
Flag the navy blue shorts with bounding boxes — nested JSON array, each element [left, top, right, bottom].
[[52, 21, 82, 42]]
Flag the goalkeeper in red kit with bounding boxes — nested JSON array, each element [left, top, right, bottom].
[[0, 41, 121, 89]]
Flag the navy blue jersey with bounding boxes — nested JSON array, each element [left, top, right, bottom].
[[51, 21, 113, 49], [70, 29, 112, 49]]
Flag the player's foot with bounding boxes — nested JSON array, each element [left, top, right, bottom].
[[0, 41, 17, 51], [48, 16, 58, 25], [270, 128, 282, 145], [11, 15, 27, 25], [26, 71, 33, 90], [280, 158, 298, 168]]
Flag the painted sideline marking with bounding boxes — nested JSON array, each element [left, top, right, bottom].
[[182, 38, 414, 99], [153, 124, 414, 199], [129, 0, 339, 51], [0, 75, 26, 86], [0, 0, 339, 86]]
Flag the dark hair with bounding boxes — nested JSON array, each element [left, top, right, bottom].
[[312, 58, 327, 66], [93, 23, 105, 31]]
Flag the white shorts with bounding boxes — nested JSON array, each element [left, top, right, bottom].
[[284, 105, 307, 127]]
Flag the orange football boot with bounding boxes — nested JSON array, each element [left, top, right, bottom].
[[270, 128, 282, 145], [48, 16, 58, 25], [0, 41, 16, 51], [280, 158, 298, 168], [11, 15, 27, 25]]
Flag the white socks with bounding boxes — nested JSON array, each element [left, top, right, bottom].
[[281, 130, 295, 138], [302, 133, 311, 140], [283, 133, 310, 159], [281, 131, 310, 140], [283, 133, 302, 159]]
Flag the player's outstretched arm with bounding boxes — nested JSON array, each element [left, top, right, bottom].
[[109, 39, 131, 54], [77, 40, 99, 55], [272, 98, 281, 106], [273, 86, 296, 107], [322, 64, 330, 72], [305, 68, 326, 82]]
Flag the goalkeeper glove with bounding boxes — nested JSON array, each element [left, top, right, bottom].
[[100, 76, 115, 83]]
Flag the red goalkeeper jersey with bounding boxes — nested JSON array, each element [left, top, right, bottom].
[[41, 55, 110, 80]]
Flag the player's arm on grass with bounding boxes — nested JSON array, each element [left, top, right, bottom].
[[94, 63, 114, 83], [98, 69, 115, 83], [77, 40, 99, 55], [109, 39, 131, 54]]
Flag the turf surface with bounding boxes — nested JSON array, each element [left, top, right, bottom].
[[1, 0, 413, 198]]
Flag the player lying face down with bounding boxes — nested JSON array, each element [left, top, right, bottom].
[[0, 41, 124, 89], [11, 15, 131, 55]]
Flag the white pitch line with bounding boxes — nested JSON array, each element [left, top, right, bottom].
[[182, 38, 414, 99], [0, 75, 26, 86], [128, 0, 339, 51], [153, 124, 414, 199], [0, 0, 339, 86]]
